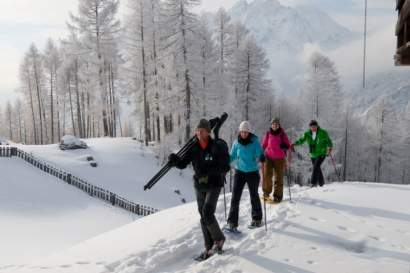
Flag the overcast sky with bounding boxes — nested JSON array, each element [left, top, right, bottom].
[[0, 0, 397, 106]]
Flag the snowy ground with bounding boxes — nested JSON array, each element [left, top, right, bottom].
[[5, 182, 410, 273], [15, 138, 196, 209], [0, 157, 134, 265], [0, 138, 195, 265]]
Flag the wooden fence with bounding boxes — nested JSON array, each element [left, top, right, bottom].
[[0, 146, 159, 216]]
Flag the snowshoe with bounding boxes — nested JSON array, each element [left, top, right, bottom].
[[194, 249, 213, 262], [222, 224, 242, 234], [260, 195, 274, 204], [248, 220, 263, 229]]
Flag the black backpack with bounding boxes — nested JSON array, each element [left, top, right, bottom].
[[213, 138, 231, 174]]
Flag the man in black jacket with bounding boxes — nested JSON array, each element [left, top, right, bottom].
[[168, 119, 227, 260]]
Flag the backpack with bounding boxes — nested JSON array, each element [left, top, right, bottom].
[[213, 138, 231, 174]]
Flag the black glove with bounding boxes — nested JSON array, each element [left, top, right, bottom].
[[168, 153, 180, 167], [259, 154, 266, 163], [280, 142, 289, 151]]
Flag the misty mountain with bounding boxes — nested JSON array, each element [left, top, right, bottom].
[[227, 0, 359, 95]]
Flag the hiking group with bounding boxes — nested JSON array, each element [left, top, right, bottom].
[[167, 117, 333, 261]]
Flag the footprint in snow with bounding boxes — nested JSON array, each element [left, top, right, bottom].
[[76, 261, 90, 265], [257, 242, 266, 250], [338, 226, 357, 233], [307, 260, 317, 265], [60, 265, 71, 268], [368, 235, 386, 242], [309, 217, 326, 223], [310, 246, 319, 251]]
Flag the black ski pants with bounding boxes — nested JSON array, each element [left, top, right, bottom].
[[311, 156, 326, 186], [195, 186, 225, 250], [227, 170, 262, 227]]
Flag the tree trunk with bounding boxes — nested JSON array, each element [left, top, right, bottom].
[[33, 61, 43, 144], [74, 58, 83, 138], [68, 73, 77, 136], [140, 0, 151, 146]]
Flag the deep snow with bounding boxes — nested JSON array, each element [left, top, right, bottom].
[[6, 182, 410, 273], [0, 157, 134, 265]]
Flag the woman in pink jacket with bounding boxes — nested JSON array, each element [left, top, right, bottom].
[[262, 118, 291, 203]]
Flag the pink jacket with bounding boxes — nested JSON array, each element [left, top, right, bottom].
[[262, 128, 291, 160]]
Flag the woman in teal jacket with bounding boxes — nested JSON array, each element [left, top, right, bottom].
[[291, 120, 333, 187], [226, 121, 265, 231]]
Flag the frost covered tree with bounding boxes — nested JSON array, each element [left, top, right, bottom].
[[18, 44, 47, 144], [301, 52, 343, 128], [214, 8, 234, 114], [195, 15, 218, 118], [232, 38, 272, 136], [68, 0, 121, 137], [43, 38, 62, 143], [161, 0, 200, 142]]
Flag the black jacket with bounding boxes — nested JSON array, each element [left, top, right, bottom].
[[175, 137, 227, 189]]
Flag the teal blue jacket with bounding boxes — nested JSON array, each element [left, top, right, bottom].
[[230, 134, 263, 173]]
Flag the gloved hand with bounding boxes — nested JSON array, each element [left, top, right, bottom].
[[259, 154, 266, 163], [280, 142, 289, 150], [168, 153, 180, 167], [290, 144, 295, 152], [327, 147, 333, 156]]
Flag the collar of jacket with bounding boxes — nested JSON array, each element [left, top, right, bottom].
[[238, 133, 254, 145], [269, 127, 282, 136], [308, 126, 321, 136]]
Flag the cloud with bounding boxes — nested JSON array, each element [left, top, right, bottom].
[[300, 43, 324, 64], [198, 0, 239, 12], [0, 45, 21, 92], [327, 22, 397, 85], [0, 0, 78, 26]]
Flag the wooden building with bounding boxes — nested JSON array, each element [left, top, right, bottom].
[[396, 0, 410, 65]]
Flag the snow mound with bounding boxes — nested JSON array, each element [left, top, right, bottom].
[[59, 135, 88, 150]]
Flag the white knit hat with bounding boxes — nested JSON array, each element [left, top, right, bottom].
[[239, 121, 251, 132]]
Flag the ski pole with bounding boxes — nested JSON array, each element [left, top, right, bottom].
[[329, 153, 341, 181], [261, 162, 267, 231], [223, 177, 227, 220], [263, 195, 267, 231], [287, 150, 292, 202]]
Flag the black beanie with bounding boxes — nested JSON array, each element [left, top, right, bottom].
[[197, 119, 211, 132], [309, 120, 318, 126]]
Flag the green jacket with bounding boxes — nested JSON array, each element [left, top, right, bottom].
[[294, 127, 333, 158]]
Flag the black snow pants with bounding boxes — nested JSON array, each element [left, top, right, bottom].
[[195, 186, 225, 250], [311, 156, 326, 186], [227, 170, 262, 227]]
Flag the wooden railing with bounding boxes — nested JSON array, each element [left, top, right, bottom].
[[0, 146, 159, 216]]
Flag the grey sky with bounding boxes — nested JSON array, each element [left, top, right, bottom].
[[0, 0, 397, 106]]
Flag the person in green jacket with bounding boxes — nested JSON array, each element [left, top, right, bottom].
[[291, 120, 333, 187]]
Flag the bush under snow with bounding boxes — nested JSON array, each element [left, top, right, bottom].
[[59, 135, 88, 150]]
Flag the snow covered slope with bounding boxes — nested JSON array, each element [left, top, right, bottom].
[[16, 138, 196, 209], [0, 157, 134, 265], [9, 182, 410, 273]]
